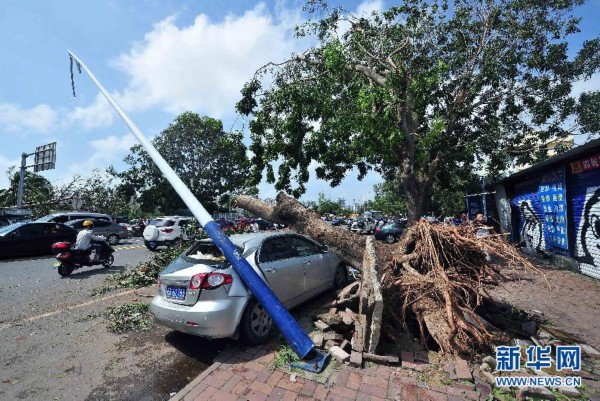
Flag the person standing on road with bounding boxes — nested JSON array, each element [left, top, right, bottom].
[[74, 220, 105, 261]]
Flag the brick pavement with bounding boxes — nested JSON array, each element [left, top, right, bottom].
[[171, 343, 486, 401]]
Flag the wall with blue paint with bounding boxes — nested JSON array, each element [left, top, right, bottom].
[[505, 161, 600, 279]]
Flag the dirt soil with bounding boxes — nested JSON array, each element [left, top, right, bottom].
[[489, 261, 600, 349]]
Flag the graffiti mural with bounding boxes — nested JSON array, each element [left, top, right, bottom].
[[519, 200, 546, 254], [575, 187, 600, 277]]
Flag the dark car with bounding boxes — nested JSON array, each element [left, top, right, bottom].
[[330, 218, 345, 226], [0, 222, 77, 259], [66, 219, 130, 245], [374, 221, 407, 243]]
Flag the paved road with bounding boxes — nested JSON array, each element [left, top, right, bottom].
[[0, 238, 234, 401]]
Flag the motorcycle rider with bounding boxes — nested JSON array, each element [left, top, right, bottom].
[[74, 220, 104, 261]]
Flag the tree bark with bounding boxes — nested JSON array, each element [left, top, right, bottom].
[[402, 175, 428, 223], [235, 192, 392, 270]]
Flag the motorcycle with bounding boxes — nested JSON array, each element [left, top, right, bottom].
[[51, 239, 115, 277], [131, 223, 145, 237]]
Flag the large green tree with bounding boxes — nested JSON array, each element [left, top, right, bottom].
[[237, 0, 600, 221], [117, 112, 252, 214]]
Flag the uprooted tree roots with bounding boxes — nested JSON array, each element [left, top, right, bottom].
[[235, 193, 543, 356], [381, 222, 541, 355]]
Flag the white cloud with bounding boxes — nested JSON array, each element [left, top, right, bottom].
[[0, 154, 20, 189], [356, 0, 385, 15], [109, 4, 305, 118], [88, 133, 137, 166], [66, 93, 116, 130], [0, 103, 58, 134]]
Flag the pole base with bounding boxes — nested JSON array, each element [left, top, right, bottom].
[[291, 348, 330, 373]]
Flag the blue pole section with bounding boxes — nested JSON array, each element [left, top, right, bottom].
[[68, 51, 321, 365]]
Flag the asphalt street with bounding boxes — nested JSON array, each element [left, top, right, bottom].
[[0, 238, 234, 401]]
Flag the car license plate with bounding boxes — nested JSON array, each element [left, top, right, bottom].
[[166, 286, 186, 300]]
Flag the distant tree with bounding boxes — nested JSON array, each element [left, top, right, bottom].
[[53, 169, 130, 216], [117, 112, 253, 215], [369, 180, 406, 217], [315, 192, 341, 215], [237, 0, 600, 221], [0, 167, 55, 216]]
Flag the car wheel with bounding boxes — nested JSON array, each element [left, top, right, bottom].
[[58, 264, 74, 277], [385, 234, 396, 244], [333, 263, 348, 290], [107, 234, 119, 245], [240, 299, 273, 345], [102, 254, 114, 267], [171, 237, 184, 248], [145, 241, 158, 251]]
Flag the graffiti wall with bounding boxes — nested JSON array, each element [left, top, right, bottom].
[[568, 156, 600, 279], [510, 181, 547, 255], [509, 169, 568, 256]]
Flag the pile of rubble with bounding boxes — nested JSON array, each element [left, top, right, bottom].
[[309, 237, 392, 368]]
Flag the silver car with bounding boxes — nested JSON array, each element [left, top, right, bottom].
[[150, 232, 348, 344]]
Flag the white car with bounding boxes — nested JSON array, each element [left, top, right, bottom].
[[143, 216, 194, 250]]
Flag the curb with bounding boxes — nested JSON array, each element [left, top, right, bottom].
[[169, 344, 240, 400]]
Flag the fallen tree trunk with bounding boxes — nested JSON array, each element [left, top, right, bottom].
[[236, 192, 392, 270], [235, 192, 539, 356]]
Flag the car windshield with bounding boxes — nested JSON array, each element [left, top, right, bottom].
[[0, 222, 24, 235], [382, 223, 398, 229], [149, 219, 174, 227]]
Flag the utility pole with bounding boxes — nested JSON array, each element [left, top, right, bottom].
[[17, 153, 28, 208]]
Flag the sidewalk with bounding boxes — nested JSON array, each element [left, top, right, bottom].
[[172, 341, 491, 401], [171, 265, 600, 401]]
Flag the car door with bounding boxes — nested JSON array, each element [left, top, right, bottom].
[[93, 220, 112, 236], [288, 236, 329, 296], [256, 236, 304, 307], [11, 224, 45, 255]]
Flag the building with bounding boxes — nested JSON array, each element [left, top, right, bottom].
[[493, 137, 600, 279]]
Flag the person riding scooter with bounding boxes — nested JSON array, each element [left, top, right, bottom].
[[74, 220, 105, 261]]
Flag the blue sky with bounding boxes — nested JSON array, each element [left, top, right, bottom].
[[1, 0, 599, 207]]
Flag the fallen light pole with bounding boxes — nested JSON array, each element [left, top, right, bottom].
[[67, 51, 328, 372]]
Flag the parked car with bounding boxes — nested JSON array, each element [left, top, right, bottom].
[[330, 218, 345, 226], [66, 219, 129, 245], [143, 216, 194, 250], [374, 221, 407, 243], [350, 217, 377, 234], [150, 232, 348, 344], [36, 211, 113, 224], [0, 222, 77, 259]]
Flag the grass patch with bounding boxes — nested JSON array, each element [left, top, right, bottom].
[[106, 302, 151, 333], [272, 345, 300, 369]]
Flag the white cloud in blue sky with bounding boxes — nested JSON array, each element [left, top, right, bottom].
[[0, 0, 599, 206]]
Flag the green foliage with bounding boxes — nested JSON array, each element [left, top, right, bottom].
[[315, 192, 341, 215], [106, 303, 151, 333], [0, 167, 54, 215], [272, 344, 300, 369], [93, 237, 202, 295], [117, 112, 253, 215], [237, 0, 600, 220]]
